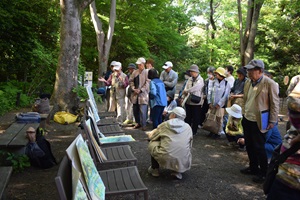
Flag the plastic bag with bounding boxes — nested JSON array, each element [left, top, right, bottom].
[[54, 111, 78, 124]]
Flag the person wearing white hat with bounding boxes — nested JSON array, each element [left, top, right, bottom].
[[160, 61, 178, 95], [129, 57, 150, 130], [224, 104, 244, 147], [147, 107, 193, 180], [98, 61, 128, 123]]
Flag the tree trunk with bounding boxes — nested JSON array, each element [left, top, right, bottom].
[[90, 0, 116, 88], [50, 0, 93, 119], [242, 0, 264, 65], [237, 0, 245, 66]]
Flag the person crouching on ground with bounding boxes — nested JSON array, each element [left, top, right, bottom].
[[147, 107, 193, 179], [225, 104, 244, 150]]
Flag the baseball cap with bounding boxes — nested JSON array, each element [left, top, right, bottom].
[[128, 63, 136, 69], [110, 61, 117, 66], [244, 59, 265, 70], [168, 107, 186, 120], [162, 61, 173, 69], [113, 62, 122, 70], [136, 57, 146, 64]]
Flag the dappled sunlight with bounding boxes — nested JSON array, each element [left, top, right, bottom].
[[209, 154, 221, 158], [204, 144, 214, 148], [232, 183, 265, 199], [13, 182, 31, 189]]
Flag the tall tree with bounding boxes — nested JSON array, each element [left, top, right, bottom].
[[51, 0, 93, 116], [90, 0, 116, 87], [240, 0, 264, 65]]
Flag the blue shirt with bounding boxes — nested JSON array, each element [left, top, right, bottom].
[[149, 78, 167, 108]]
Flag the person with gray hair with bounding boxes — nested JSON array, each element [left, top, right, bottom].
[[240, 59, 279, 183], [181, 64, 204, 135], [147, 107, 193, 180]]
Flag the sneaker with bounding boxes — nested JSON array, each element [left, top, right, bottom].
[[218, 130, 225, 135], [171, 172, 182, 180], [146, 119, 153, 124], [240, 167, 259, 175], [252, 175, 266, 183], [123, 119, 133, 125], [141, 126, 147, 131], [198, 125, 202, 129], [148, 166, 159, 177]]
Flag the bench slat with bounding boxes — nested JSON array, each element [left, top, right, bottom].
[[0, 123, 26, 147]]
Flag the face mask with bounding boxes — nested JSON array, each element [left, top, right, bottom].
[[207, 74, 213, 79], [184, 75, 190, 80]]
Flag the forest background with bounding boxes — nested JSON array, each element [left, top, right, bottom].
[[0, 0, 299, 116]]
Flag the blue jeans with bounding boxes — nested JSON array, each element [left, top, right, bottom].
[[151, 106, 164, 129], [267, 178, 300, 200], [133, 103, 148, 127]]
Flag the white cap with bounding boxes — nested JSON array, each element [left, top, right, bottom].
[[168, 107, 186, 120], [136, 57, 146, 64], [162, 61, 173, 69], [113, 62, 122, 70], [110, 61, 117, 66], [225, 104, 242, 118]]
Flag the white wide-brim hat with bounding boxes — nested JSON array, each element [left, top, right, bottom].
[[225, 104, 242, 118]]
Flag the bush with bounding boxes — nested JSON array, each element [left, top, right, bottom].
[[0, 81, 33, 116]]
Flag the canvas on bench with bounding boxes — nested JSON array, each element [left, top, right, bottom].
[[86, 110, 135, 145], [55, 134, 148, 200]]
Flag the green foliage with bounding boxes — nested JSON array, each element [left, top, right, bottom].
[[0, 81, 33, 116], [0, 150, 30, 172], [72, 86, 89, 102]]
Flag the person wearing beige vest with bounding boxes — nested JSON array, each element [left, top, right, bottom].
[[129, 57, 150, 131], [240, 59, 279, 184], [98, 61, 128, 123]]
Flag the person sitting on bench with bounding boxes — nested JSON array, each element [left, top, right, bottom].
[[25, 127, 57, 169], [147, 107, 193, 180]]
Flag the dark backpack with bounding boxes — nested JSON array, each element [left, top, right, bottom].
[[25, 128, 57, 169]]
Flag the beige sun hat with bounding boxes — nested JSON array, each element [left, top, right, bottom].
[[215, 67, 226, 77]]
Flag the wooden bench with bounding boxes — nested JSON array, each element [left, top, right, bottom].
[[56, 143, 148, 200], [0, 166, 13, 200], [0, 123, 40, 153]]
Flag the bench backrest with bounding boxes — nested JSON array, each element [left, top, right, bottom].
[[55, 156, 72, 200]]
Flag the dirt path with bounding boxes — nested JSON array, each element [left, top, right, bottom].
[[1, 97, 288, 200]]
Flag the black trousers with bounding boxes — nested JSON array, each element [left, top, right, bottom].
[[185, 104, 202, 135], [199, 98, 209, 126], [151, 156, 159, 169], [242, 117, 268, 175]]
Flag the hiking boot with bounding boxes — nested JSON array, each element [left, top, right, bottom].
[[252, 175, 266, 183], [171, 172, 182, 180], [141, 126, 147, 131], [148, 166, 159, 177], [240, 167, 259, 175], [123, 119, 133, 125]]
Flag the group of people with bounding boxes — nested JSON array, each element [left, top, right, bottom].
[[99, 57, 300, 199]]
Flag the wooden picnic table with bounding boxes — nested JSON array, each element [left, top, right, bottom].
[[0, 123, 40, 150]]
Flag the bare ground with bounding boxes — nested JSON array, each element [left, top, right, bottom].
[[0, 100, 288, 200]]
